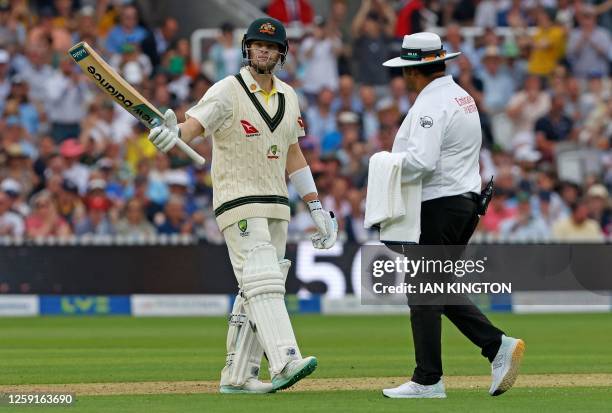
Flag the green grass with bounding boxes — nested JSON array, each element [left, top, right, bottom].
[[1, 388, 610, 413], [0, 313, 611, 386], [1, 313, 611, 412]]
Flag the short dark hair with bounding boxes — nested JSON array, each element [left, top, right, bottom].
[[414, 61, 446, 76]]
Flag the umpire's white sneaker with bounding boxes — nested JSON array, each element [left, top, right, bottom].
[[489, 335, 526, 396], [219, 378, 274, 394], [271, 356, 318, 391], [382, 379, 447, 398]]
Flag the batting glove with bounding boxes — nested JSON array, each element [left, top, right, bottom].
[[308, 200, 338, 249], [148, 109, 180, 153]]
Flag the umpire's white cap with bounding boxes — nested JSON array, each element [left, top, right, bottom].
[[383, 32, 461, 67]]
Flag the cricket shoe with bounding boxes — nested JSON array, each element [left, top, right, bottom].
[[219, 378, 274, 394], [489, 335, 526, 396], [382, 379, 447, 398], [271, 356, 318, 391]]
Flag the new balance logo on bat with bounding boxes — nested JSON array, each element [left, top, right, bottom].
[[87, 65, 133, 107], [240, 120, 261, 137]]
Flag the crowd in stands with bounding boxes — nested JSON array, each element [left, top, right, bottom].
[[0, 0, 610, 243]]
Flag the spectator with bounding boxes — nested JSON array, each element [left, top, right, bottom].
[[0, 49, 10, 110], [567, 5, 611, 79], [563, 76, 587, 127], [17, 43, 54, 107], [506, 75, 551, 150], [345, 188, 368, 243], [105, 4, 148, 54], [25, 190, 71, 238], [45, 56, 88, 143], [389, 76, 410, 117], [499, 191, 550, 240], [0, 190, 24, 237], [209, 22, 242, 82], [359, 84, 379, 142], [558, 180, 582, 211], [474, 0, 498, 28], [527, 8, 566, 77], [300, 19, 342, 99], [266, 0, 314, 26], [1, 143, 37, 196], [55, 178, 85, 229], [164, 168, 197, 215], [156, 194, 192, 235], [74, 5, 98, 43], [109, 43, 152, 87], [531, 170, 567, 225], [322, 177, 351, 232], [331, 74, 363, 114], [154, 17, 179, 56], [497, 0, 527, 28], [322, 110, 360, 156], [395, 0, 425, 37], [60, 139, 89, 195], [1, 177, 28, 216], [0, 0, 26, 47], [585, 184, 612, 234], [305, 87, 337, 141], [115, 198, 156, 237], [351, 0, 396, 88], [27, 7, 72, 53], [443, 23, 480, 76], [534, 94, 575, 160], [75, 195, 115, 236], [479, 188, 517, 235], [478, 46, 516, 115], [552, 197, 605, 241], [7, 75, 39, 135]]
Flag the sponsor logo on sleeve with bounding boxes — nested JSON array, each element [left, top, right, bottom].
[[419, 116, 434, 128]]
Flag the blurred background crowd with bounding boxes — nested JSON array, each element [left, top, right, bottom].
[[0, 0, 610, 243]]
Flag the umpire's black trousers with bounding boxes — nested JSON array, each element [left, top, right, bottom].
[[410, 194, 504, 385]]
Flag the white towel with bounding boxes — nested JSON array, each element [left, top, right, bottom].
[[379, 180, 422, 244], [364, 152, 405, 228]]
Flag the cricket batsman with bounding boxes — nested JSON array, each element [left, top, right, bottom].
[[148, 17, 338, 394]]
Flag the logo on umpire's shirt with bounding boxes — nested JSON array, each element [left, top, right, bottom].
[[240, 120, 261, 137], [420, 116, 434, 128]]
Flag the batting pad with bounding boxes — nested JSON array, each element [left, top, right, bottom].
[[242, 245, 302, 375], [220, 294, 264, 386]]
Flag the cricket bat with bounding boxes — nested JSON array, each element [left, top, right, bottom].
[[67, 41, 206, 166]]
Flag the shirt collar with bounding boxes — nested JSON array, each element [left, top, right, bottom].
[[239, 66, 284, 95], [419, 74, 454, 96]]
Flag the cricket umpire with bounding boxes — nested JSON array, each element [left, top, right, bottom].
[[380, 32, 525, 398]]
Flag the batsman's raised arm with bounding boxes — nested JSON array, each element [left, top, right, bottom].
[[148, 80, 233, 152]]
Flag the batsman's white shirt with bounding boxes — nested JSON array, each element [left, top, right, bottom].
[[392, 75, 481, 201], [186, 67, 305, 230]]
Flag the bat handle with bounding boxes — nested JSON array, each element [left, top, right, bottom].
[[176, 140, 206, 166]]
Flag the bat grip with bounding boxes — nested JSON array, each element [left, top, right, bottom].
[[176, 140, 206, 166]]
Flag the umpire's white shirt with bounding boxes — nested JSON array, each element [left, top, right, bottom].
[[392, 75, 481, 202]]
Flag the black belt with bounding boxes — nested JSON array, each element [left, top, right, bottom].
[[458, 192, 480, 203]]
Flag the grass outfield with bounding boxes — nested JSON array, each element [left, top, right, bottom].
[[1, 389, 611, 413], [0, 313, 611, 411]]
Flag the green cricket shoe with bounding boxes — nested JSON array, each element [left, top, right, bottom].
[[272, 356, 318, 391], [219, 378, 275, 394]]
